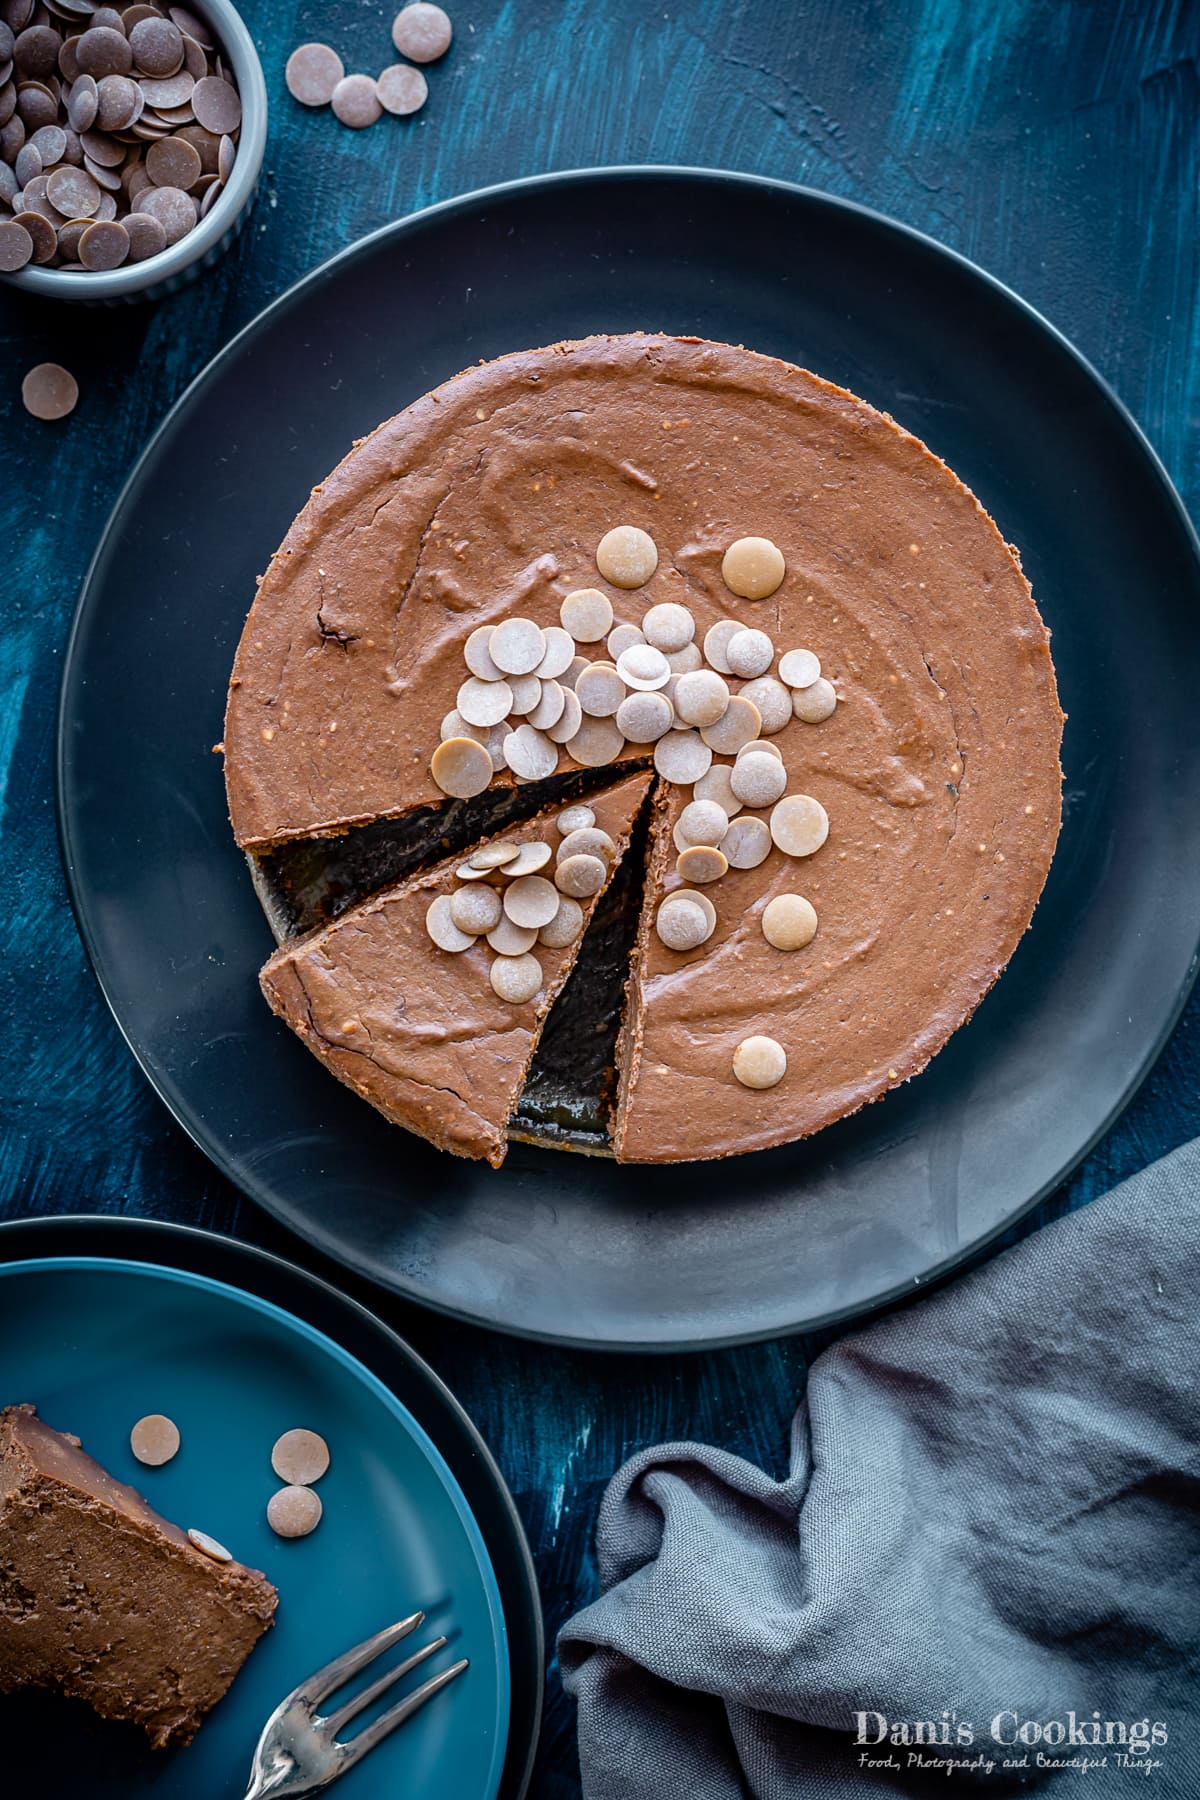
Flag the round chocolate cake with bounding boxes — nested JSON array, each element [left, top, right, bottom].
[[225, 333, 1063, 1165]]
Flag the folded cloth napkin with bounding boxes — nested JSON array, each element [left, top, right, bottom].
[[559, 1139, 1200, 1799]]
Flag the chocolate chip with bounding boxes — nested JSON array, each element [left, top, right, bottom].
[[133, 180, 196, 242], [95, 73, 143, 130], [190, 70, 238, 132], [0, 215, 31, 266], [78, 215, 127, 266], [137, 67, 192, 107], [271, 1428, 330, 1486], [722, 536, 786, 601], [130, 1413, 180, 1466], [330, 70, 380, 129], [267, 1485, 322, 1538], [285, 40, 343, 107], [391, 3, 453, 63], [46, 161, 99, 215], [76, 26, 133, 78], [129, 16, 184, 77], [16, 82, 58, 131], [122, 205, 165, 259], [13, 24, 60, 79], [376, 62, 427, 115], [21, 360, 78, 418], [489, 952, 542, 1004], [145, 131, 200, 188], [12, 205, 54, 259], [28, 119, 63, 161], [596, 524, 657, 588], [732, 1035, 787, 1090]]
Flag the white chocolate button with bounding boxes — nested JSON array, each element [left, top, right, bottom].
[[655, 896, 710, 951], [617, 643, 671, 691], [730, 750, 788, 808], [703, 619, 743, 674], [490, 952, 543, 1003], [576, 662, 626, 717], [735, 737, 782, 763], [722, 536, 785, 600], [567, 716, 626, 766], [501, 841, 553, 878], [607, 623, 646, 661], [701, 696, 761, 755], [187, 1528, 232, 1562], [617, 690, 673, 741], [654, 730, 713, 784], [558, 827, 617, 864], [673, 669, 730, 728], [677, 799, 729, 848], [556, 853, 607, 897], [464, 624, 502, 680], [722, 816, 772, 868], [456, 676, 513, 727], [596, 524, 658, 588], [441, 709, 486, 744], [539, 895, 585, 947], [694, 764, 743, 817], [450, 883, 502, 934], [528, 680, 566, 730], [770, 794, 830, 857], [674, 886, 718, 931], [130, 1414, 180, 1466], [507, 673, 543, 715], [536, 626, 577, 679], [271, 1428, 330, 1486], [762, 894, 818, 950], [487, 916, 538, 955], [503, 724, 558, 779], [726, 628, 774, 678], [485, 723, 514, 769], [667, 642, 703, 674], [642, 601, 695, 652], [562, 655, 592, 689], [490, 616, 546, 675], [793, 677, 838, 723], [779, 647, 821, 690], [737, 677, 792, 735], [504, 875, 560, 928], [677, 845, 727, 884], [431, 737, 494, 799], [561, 588, 613, 642], [268, 1485, 323, 1539], [732, 1034, 787, 1088], [470, 842, 520, 869], [556, 805, 596, 833], [427, 893, 477, 950], [547, 687, 584, 743]]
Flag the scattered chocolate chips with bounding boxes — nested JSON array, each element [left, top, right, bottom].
[[187, 1526, 232, 1563], [21, 358, 77, 417], [0, 1, 243, 277], [732, 1034, 787, 1090]]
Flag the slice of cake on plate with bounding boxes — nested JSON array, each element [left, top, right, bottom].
[[0, 1404, 276, 1749], [260, 768, 654, 1166]]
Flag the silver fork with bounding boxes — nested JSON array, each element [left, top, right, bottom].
[[243, 1611, 469, 1798]]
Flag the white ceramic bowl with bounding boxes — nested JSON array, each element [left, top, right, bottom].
[[1, 0, 267, 304]]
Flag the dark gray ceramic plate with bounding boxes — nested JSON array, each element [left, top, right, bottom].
[[57, 168, 1200, 1348]]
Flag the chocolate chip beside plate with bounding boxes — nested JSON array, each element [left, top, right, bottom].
[[391, 2, 453, 62], [285, 40, 344, 107], [376, 62, 427, 115], [330, 72, 380, 129]]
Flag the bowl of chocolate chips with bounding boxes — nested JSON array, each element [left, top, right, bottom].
[[0, 0, 267, 301]]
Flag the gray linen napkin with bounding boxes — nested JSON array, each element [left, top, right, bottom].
[[559, 1139, 1200, 1798]]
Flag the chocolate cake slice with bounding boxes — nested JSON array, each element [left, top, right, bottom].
[[260, 769, 654, 1165], [0, 1405, 277, 1750]]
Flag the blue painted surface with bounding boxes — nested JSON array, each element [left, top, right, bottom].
[[1, 3, 1197, 1793]]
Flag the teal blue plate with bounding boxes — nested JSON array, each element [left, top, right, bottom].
[[0, 1258, 510, 1800]]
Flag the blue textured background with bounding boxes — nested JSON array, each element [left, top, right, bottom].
[[1, 3, 1198, 1792]]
